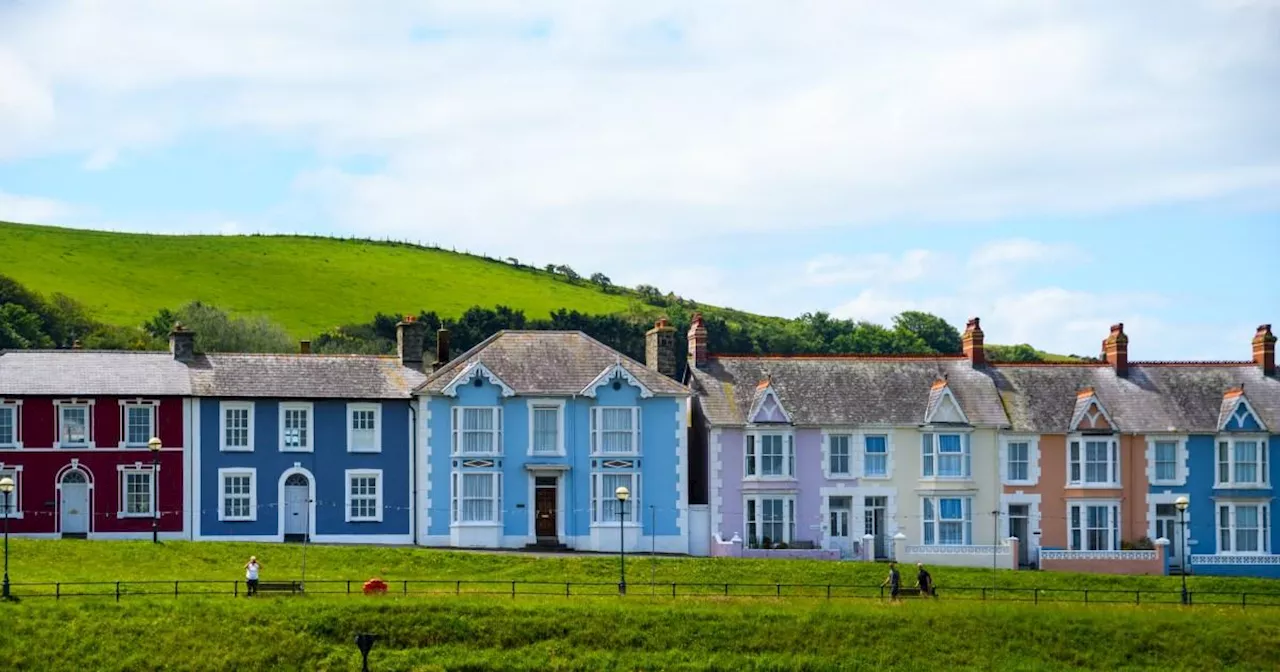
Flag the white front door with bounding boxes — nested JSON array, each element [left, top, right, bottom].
[[284, 477, 310, 536], [1155, 504, 1181, 567], [60, 471, 90, 534], [828, 496, 853, 557]]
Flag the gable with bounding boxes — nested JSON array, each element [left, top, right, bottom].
[[581, 362, 653, 399], [1070, 389, 1114, 432], [1220, 390, 1266, 432], [440, 361, 515, 398], [748, 385, 792, 424], [924, 379, 969, 425]]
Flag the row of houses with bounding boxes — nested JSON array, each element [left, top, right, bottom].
[[0, 316, 1276, 577]]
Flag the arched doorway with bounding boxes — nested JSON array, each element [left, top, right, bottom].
[[59, 469, 91, 536], [282, 472, 311, 541]]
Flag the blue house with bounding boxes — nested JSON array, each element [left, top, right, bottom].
[[191, 325, 426, 544], [414, 320, 691, 553]]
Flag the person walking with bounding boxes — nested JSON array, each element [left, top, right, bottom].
[[881, 562, 901, 602], [915, 562, 936, 598], [245, 555, 261, 597]]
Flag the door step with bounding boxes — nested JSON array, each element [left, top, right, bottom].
[[60, 533, 88, 540], [525, 540, 569, 552]]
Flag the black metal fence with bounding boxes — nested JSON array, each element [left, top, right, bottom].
[[6, 579, 1280, 608]]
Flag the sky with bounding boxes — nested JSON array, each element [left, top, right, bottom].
[[0, 0, 1277, 360]]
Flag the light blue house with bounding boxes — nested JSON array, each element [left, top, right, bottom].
[[191, 326, 426, 544], [414, 321, 691, 553]]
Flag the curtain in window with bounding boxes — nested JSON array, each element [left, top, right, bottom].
[[923, 498, 935, 545], [1084, 442, 1109, 483], [938, 498, 964, 544], [864, 436, 887, 476], [463, 409, 495, 454], [1234, 442, 1258, 483], [599, 473, 632, 521], [533, 408, 558, 453], [1155, 443, 1177, 481], [1236, 506, 1260, 552], [600, 409, 632, 453], [461, 473, 494, 522]]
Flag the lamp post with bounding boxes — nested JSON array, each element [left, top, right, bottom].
[[615, 486, 630, 596], [1175, 496, 1189, 605], [1, 475, 13, 600], [355, 633, 377, 672], [148, 437, 162, 544]]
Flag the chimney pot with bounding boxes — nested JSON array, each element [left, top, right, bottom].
[[687, 312, 709, 370], [962, 316, 985, 367], [396, 316, 426, 371], [646, 316, 677, 379], [168, 322, 196, 363], [1102, 322, 1129, 377], [1253, 324, 1276, 376], [433, 328, 451, 371]]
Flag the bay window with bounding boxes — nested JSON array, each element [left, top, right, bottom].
[[1068, 501, 1120, 551], [922, 432, 969, 478], [1216, 438, 1268, 488], [922, 496, 971, 545], [592, 471, 639, 523], [1068, 437, 1119, 486], [746, 432, 795, 478], [1217, 502, 1270, 554], [452, 471, 501, 523], [745, 495, 795, 547]]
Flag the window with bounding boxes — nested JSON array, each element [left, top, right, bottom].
[[220, 402, 254, 452], [1068, 438, 1119, 486], [0, 467, 20, 518], [1217, 502, 1270, 554], [452, 472, 501, 523], [1153, 441, 1178, 483], [746, 432, 795, 478], [280, 403, 313, 452], [863, 435, 888, 478], [745, 495, 795, 547], [592, 472, 639, 524], [922, 496, 972, 545], [347, 404, 381, 453], [0, 402, 21, 448], [118, 403, 156, 447], [1007, 442, 1029, 482], [1068, 501, 1119, 551], [1216, 438, 1269, 487], [345, 470, 383, 522], [452, 407, 502, 455], [58, 403, 91, 447], [591, 407, 640, 455], [530, 402, 563, 455], [922, 433, 969, 478], [118, 467, 154, 517], [828, 435, 851, 476], [218, 469, 256, 521]]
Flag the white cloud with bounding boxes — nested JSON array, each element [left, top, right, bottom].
[[804, 249, 946, 287], [0, 191, 76, 223]]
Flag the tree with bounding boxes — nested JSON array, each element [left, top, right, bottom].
[[0, 303, 54, 349], [891, 311, 962, 354], [590, 272, 612, 291], [985, 343, 1043, 363], [156, 302, 295, 353]]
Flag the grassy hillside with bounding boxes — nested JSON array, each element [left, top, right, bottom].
[[0, 221, 639, 337]]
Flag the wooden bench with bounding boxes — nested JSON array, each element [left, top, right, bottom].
[[252, 581, 303, 595]]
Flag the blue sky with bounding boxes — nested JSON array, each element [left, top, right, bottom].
[[0, 1, 1277, 359]]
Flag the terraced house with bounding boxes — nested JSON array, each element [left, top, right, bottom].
[[415, 321, 691, 553]]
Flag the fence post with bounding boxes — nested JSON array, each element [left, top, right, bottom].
[[175, 580, 179, 598], [776, 583, 781, 597], [1135, 591, 1140, 605], [982, 587, 987, 601], [1034, 588, 1038, 605], [827, 584, 831, 599], [403, 580, 408, 595], [565, 582, 570, 597], [234, 581, 238, 598], [56, 583, 61, 600], [672, 583, 676, 598], [456, 580, 461, 595], [346, 580, 351, 595], [511, 580, 516, 599], [115, 582, 120, 602], [724, 583, 729, 596], [1084, 590, 1089, 604]]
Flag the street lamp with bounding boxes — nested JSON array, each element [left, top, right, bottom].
[[1175, 496, 1189, 605], [1, 475, 14, 600], [615, 486, 630, 596], [355, 633, 377, 672], [148, 437, 162, 544]]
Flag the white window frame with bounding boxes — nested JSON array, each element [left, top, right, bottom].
[[219, 402, 255, 452], [921, 496, 972, 546], [0, 465, 22, 519], [590, 406, 641, 456], [279, 402, 314, 453], [999, 436, 1039, 486], [118, 400, 158, 448], [452, 406, 503, 456], [0, 400, 23, 449], [344, 468, 384, 522], [116, 464, 156, 518], [591, 471, 640, 525], [1146, 435, 1188, 487], [451, 470, 502, 524], [745, 429, 795, 479], [744, 494, 796, 547], [921, 431, 971, 479], [826, 433, 852, 478], [861, 433, 892, 479], [346, 403, 382, 454], [527, 399, 566, 457], [54, 399, 95, 449], [1067, 500, 1120, 551], [1216, 501, 1271, 555], [217, 467, 257, 522], [1215, 436, 1269, 488], [1067, 435, 1120, 488]]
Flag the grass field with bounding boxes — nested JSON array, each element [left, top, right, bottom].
[[2, 541, 1278, 670], [0, 220, 639, 336]]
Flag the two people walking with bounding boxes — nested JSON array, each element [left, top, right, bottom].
[[881, 562, 937, 601]]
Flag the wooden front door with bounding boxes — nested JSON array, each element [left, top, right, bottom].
[[534, 477, 557, 539]]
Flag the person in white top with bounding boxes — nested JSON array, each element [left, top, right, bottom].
[[245, 556, 261, 596]]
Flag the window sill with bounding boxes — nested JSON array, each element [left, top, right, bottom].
[[117, 512, 155, 519], [219, 517, 257, 523], [1214, 483, 1269, 489], [0, 444, 21, 450], [1065, 483, 1122, 489], [743, 476, 797, 482], [827, 473, 856, 480], [590, 522, 642, 529], [861, 474, 891, 481], [1, 513, 23, 520], [346, 517, 384, 524], [454, 452, 502, 458], [451, 521, 501, 527], [347, 448, 382, 454], [220, 446, 254, 453], [56, 443, 94, 450], [529, 451, 568, 458], [280, 447, 314, 453], [1005, 480, 1037, 487], [592, 453, 642, 459], [1150, 480, 1185, 487]]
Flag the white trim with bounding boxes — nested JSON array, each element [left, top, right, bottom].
[[999, 435, 1040, 486], [278, 402, 314, 453], [0, 463, 24, 519], [419, 397, 433, 544], [742, 492, 797, 547], [0, 399, 23, 450], [924, 385, 969, 425], [709, 427, 723, 539], [190, 399, 201, 539], [452, 470, 503, 525], [1066, 499, 1122, 551], [1213, 435, 1270, 489], [1041, 549, 1156, 561], [217, 467, 257, 522], [116, 463, 158, 518], [526, 398, 566, 457], [218, 401, 255, 452], [344, 468, 384, 523], [743, 427, 796, 480], [441, 361, 515, 398], [851, 484, 898, 554], [580, 362, 654, 399], [1145, 435, 1188, 487], [590, 406, 641, 457], [919, 494, 974, 546], [53, 399, 95, 449], [921, 431, 972, 480], [1000, 492, 1042, 562], [747, 386, 792, 424], [527, 470, 567, 541], [277, 466, 317, 539], [821, 430, 854, 480], [859, 431, 893, 480], [1220, 395, 1267, 432], [818, 485, 858, 554], [1070, 393, 1116, 432], [116, 399, 158, 449], [346, 402, 382, 453], [452, 406, 503, 456], [1066, 434, 1121, 488], [675, 397, 689, 546], [590, 470, 641, 525], [1214, 499, 1271, 555], [54, 461, 95, 535], [1147, 491, 1190, 565]]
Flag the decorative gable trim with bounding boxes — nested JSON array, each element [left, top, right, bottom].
[[747, 382, 792, 425], [923, 377, 968, 425], [1218, 387, 1267, 432], [441, 361, 516, 398], [1070, 387, 1116, 433], [580, 361, 653, 399]]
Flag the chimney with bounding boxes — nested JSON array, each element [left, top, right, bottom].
[[645, 317, 677, 379], [396, 315, 426, 370], [169, 322, 195, 363], [71, 339, 82, 350], [1102, 323, 1128, 377], [299, 340, 312, 355], [687, 312, 708, 370], [962, 317, 985, 366], [1254, 324, 1276, 376], [432, 328, 451, 371]]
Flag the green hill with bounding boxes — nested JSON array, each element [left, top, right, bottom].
[[0, 220, 642, 337]]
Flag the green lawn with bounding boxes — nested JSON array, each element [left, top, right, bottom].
[[0, 220, 638, 336]]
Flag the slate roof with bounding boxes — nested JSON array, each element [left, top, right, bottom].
[[418, 331, 689, 396], [188, 353, 427, 399], [688, 355, 1009, 427], [0, 350, 193, 396], [989, 363, 1280, 433]]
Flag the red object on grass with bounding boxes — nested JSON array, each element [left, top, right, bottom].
[[363, 579, 388, 594]]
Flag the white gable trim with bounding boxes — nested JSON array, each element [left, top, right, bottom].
[[1221, 396, 1266, 432], [925, 386, 968, 425], [1070, 394, 1115, 432], [580, 362, 653, 399], [441, 361, 516, 398], [747, 386, 792, 424]]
